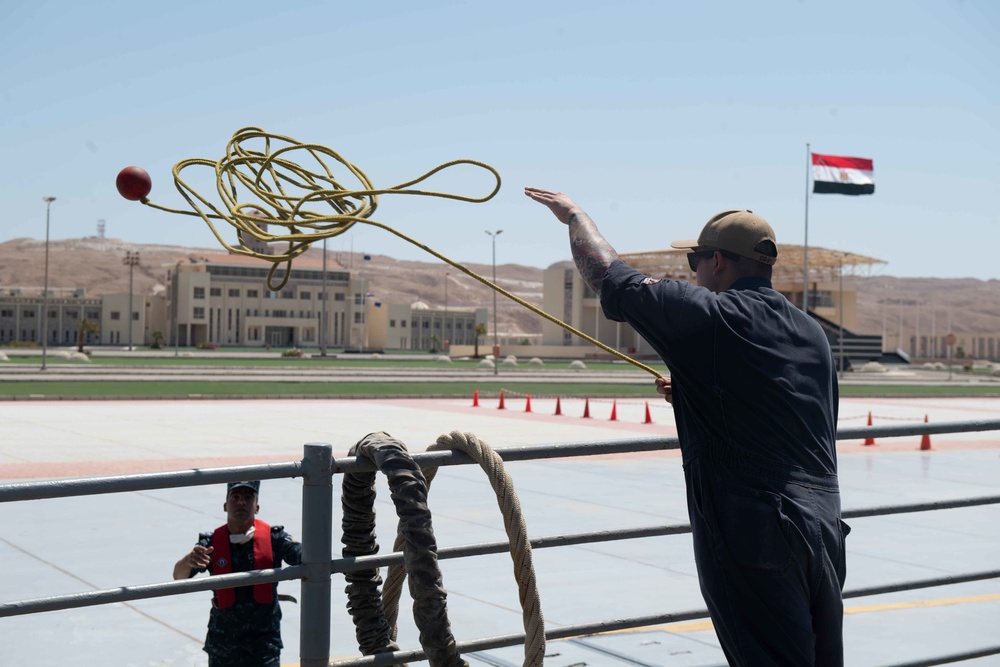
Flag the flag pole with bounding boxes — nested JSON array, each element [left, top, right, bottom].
[[802, 142, 811, 311]]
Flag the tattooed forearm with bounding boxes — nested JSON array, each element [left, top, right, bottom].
[[567, 211, 620, 294]]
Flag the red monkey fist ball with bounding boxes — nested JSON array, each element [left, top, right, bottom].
[[116, 166, 152, 201]]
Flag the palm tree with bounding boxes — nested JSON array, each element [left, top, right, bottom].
[[77, 319, 99, 353], [474, 323, 487, 358], [151, 330, 164, 349]]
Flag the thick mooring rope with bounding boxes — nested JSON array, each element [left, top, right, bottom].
[[342, 432, 467, 667], [381, 431, 545, 667], [139, 127, 662, 377]]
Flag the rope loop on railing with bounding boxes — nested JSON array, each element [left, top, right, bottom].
[[381, 431, 545, 667], [341, 431, 467, 667]]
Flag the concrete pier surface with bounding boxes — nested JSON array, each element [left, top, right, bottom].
[[1, 395, 998, 666]]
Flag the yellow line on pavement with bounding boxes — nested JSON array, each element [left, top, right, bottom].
[[574, 592, 1000, 638], [844, 592, 1000, 615], [283, 593, 1000, 665]]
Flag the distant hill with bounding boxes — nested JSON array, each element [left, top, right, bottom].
[[0, 237, 546, 336], [2, 237, 998, 339]]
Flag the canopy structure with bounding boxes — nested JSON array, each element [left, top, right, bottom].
[[619, 244, 885, 284]]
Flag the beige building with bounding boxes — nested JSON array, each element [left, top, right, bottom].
[[164, 253, 365, 349], [0, 287, 102, 348], [542, 244, 893, 366], [101, 293, 153, 347], [367, 301, 488, 352]]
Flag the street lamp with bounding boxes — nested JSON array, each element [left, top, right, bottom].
[[40, 197, 56, 371], [485, 229, 503, 375], [361, 254, 371, 353], [320, 238, 328, 356], [173, 262, 181, 357], [123, 251, 140, 350]]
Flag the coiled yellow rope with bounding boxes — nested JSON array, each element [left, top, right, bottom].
[[139, 127, 661, 377]]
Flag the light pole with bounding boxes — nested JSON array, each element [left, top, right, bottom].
[[485, 229, 502, 375], [173, 262, 180, 357], [361, 254, 371, 353], [320, 238, 328, 356], [444, 271, 450, 350], [40, 197, 56, 371], [123, 251, 140, 350]]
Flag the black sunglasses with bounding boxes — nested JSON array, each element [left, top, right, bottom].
[[687, 248, 740, 272], [686, 250, 716, 272]]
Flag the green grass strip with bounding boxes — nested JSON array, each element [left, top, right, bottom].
[[0, 381, 656, 399], [2, 380, 999, 399]]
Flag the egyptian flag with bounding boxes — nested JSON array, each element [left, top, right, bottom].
[[812, 153, 874, 195]]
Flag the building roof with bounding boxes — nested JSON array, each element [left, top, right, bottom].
[[177, 251, 345, 271], [619, 244, 884, 284]]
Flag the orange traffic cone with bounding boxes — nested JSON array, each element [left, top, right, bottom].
[[920, 414, 932, 451], [582, 398, 591, 419], [644, 402, 653, 424], [609, 400, 618, 421], [863, 411, 876, 446], [525, 394, 533, 413], [554, 396, 562, 416], [472, 389, 479, 407], [498, 389, 506, 410]]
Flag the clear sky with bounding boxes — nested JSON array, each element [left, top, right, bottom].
[[3, 0, 997, 279]]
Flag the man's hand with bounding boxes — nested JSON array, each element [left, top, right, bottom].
[[524, 187, 585, 225], [188, 545, 213, 569], [655, 377, 673, 404], [173, 545, 213, 579]]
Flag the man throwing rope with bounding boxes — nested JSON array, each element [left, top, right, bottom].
[[526, 187, 849, 667]]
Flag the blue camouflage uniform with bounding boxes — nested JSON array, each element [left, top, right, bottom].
[[189, 525, 302, 667], [601, 260, 850, 667]]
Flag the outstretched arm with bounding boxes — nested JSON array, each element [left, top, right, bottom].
[[524, 187, 620, 294]]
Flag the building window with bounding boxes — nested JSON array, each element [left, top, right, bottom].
[[210, 288, 222, 297], [23, 310, 35, 318], [132, 312, 139, 321], [423, 321, 429, 329], [193, 287, 205, 299], [110, 312, 121, 321], [86, 311, 100, 320], [247, 289, 259, 298], [401, 320, 407, 328], [49, 310, 59, 318], [282, 290, 295, 299], [335, 293, 345, 301], [390, 319, 396, 327], [229, 289, 240, 297], [0, 309, 12, 318], [300, 291, 311, 299], [354, 293, 362, 305], [354, 312, 363, 323], [193, 308, 205, 319]]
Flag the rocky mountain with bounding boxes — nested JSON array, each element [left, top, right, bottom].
[[2, 237, 998, 339]]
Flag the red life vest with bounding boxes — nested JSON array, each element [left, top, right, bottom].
[[210, 519, 274, 609]]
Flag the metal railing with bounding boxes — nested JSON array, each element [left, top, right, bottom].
[[2, 419, 1000, 667]]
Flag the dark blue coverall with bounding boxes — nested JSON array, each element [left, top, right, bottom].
[[601, 261, 850, 667]]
